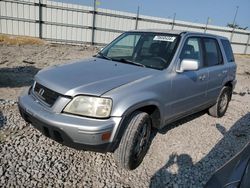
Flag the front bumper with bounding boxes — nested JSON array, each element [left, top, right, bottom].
[[18, 92, 122, 152]]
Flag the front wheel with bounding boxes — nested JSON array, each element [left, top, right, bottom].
[[114, 111, 152, 170], [208, 86, 231, 118]]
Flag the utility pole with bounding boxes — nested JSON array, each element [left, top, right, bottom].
[[244, 34, 250, 54], [230, 6, 239, 41], [38, 0, 43, 39], [91, 0, 97, 45], [204, 17, 210, 33], [171, 13, 176, 30], [135, 6, 140, 30], [232, 6, 239, 28]]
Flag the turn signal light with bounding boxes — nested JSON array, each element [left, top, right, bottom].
[[102, 132, 111, 141]]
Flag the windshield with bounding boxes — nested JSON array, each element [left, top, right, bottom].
[[97, 32, 180, 70]]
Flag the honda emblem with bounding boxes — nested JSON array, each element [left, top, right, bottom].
[[38, 88, 45, 96]]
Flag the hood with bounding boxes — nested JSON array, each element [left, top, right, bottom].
[[35, 58, 158, 96]]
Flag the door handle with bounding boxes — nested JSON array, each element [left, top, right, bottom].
[[198, 75, 206, 80], [222, 70, 228, 74]]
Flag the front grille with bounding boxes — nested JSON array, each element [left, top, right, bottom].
[[33, 82, 60, 106]]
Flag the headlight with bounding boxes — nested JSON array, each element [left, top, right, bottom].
[[63, 96, 112, 118]]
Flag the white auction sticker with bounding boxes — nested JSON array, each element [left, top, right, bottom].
[[153, 36, 176, 42]]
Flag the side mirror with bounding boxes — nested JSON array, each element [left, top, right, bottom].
[[177, 59, 199, 73]]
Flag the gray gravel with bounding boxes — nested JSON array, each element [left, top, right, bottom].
[[0, 44, 250, 187]]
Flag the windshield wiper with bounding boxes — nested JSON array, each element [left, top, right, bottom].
[[94, 52, 113, 61], [113, 58, 145, 67], [94, 54, 145, 68]]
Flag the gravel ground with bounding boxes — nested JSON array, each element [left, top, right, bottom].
[[0, 43, 250, 188]]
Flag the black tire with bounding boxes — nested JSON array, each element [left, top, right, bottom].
[[208, 86, 231, 118], [114, 111, 152, 170]]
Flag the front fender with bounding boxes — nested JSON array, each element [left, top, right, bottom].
[[110, 91, 163, 120]]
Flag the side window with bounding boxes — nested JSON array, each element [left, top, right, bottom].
[[221, 39, 235, 62], [180, 37, 202, 66], [203, 38, 223, 67]]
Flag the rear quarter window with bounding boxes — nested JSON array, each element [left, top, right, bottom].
[[221, 39, 235, 62]]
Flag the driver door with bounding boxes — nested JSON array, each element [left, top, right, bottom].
[[169, 37, 208, 119]]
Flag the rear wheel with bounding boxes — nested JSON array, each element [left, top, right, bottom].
[[208, 86, 231, 118], [114, 111, 152, 170]]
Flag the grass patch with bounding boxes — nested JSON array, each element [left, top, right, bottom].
[[0, 34, 45, 45]]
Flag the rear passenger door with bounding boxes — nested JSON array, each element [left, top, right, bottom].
[[203, 38, 228, 102]]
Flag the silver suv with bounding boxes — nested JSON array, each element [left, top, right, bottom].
[[18, 30, 237, 170]]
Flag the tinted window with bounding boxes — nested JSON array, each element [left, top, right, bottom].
[[180, 37, 203, 67], [221, 39, 235, 62], [203, 38, 223, 67]]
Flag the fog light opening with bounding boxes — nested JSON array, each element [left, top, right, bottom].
[[101, 132, 112, 141]]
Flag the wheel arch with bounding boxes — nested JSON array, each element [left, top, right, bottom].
[[224, 80, 234, 100], [111, 103, 162, 152]]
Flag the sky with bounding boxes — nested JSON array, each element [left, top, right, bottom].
[[58, 0, 250, 29]]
